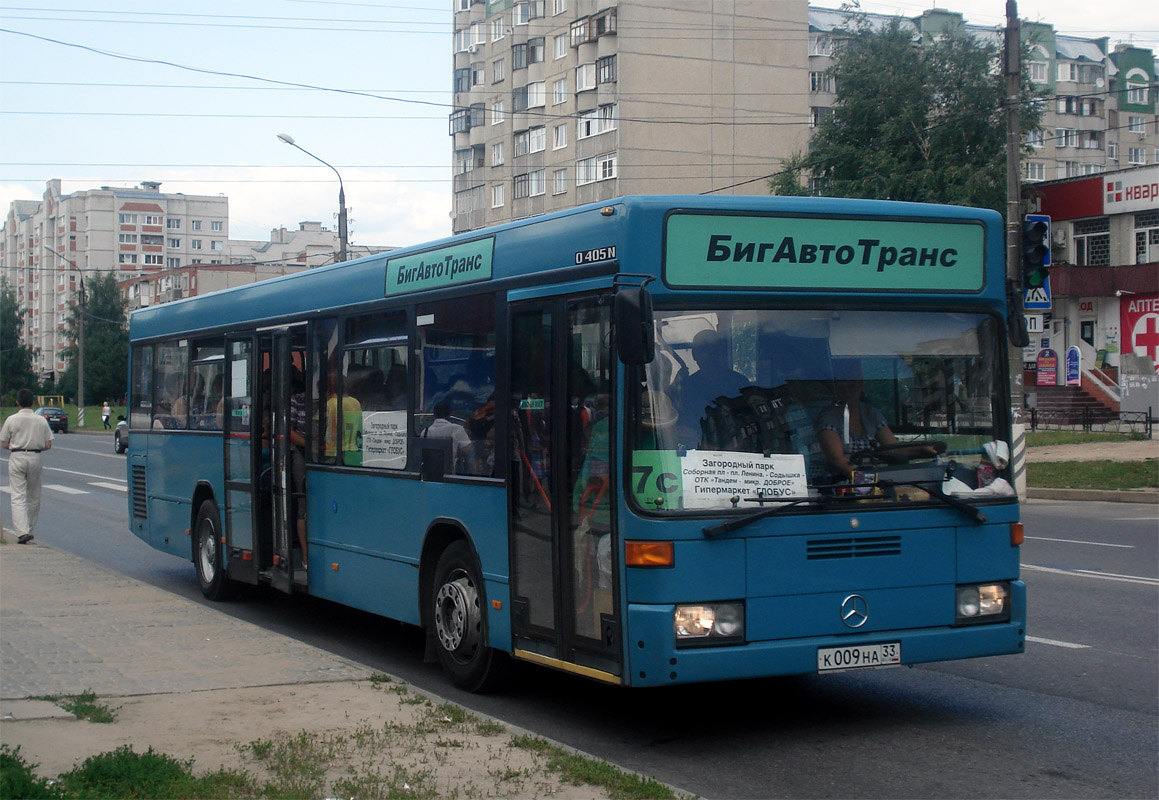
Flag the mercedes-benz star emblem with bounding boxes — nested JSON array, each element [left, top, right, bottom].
[[841, 594, 869, 628]]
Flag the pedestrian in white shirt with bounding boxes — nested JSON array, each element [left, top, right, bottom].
[[1, 388, 54, 544]]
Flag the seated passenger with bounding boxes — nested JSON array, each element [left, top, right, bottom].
[[676, 329, 750, 447], [423, 401, 472, 470]]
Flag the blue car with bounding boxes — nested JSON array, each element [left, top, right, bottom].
[[35, 407, 68, 434]]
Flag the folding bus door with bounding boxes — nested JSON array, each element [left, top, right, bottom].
[[223, 335, 259, 586], [508, 294, 621, 682]]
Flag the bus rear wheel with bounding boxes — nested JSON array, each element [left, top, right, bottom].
[[431, 541, 508, 692], [195, 499, 236, 601]]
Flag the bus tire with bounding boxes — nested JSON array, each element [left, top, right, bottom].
[[431, 541, 509, 692], [194, 499, 236, 602]]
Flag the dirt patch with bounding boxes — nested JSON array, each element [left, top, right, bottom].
[[1, 681, 614, 799]]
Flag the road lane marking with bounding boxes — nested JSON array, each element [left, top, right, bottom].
[[43, 484, 89, 495], [1027, 536, 1134, 548], [1022, 563, 1159, 586], [1029, 635, 1089, 649], [42, 465, 126, 485], [89, 482, 128, 492]]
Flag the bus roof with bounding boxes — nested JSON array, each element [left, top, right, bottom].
[[129, 195, 1004, 342]]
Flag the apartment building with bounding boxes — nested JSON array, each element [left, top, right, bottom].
[[806, 9, 1157, 185], [449, 0, 812, 233], [451, 2, 1156, 234], [1, 179, 228, 382]]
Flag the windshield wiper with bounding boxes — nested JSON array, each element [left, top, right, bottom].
[[702, 496, 819, 537], [877, 479, 988, 523]]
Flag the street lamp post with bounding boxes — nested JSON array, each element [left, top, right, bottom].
[[277, 133, 348, 262], [53, 249, 86, 426]]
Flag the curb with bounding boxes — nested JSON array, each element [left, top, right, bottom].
[[1026, 487, 1158, 504]]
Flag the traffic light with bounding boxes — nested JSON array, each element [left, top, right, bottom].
[[1021, 215, 1051, 290]]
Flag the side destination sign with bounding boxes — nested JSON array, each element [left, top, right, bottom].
[[664, 213, 985, 292], [385, 237, 494, 296]]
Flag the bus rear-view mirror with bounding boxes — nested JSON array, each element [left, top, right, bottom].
[[615, 286, 655, 365]]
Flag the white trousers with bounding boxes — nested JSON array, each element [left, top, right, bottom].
[[6, 451, 43, 538]]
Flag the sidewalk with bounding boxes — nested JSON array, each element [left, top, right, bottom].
[[0, 540, 621, 798]]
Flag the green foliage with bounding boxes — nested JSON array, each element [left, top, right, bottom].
[[1, 281, 39, 403], [510, 735, 677, 800], [0, 745, 65, 799], [33, 690, 118, 723], [1025, 430, 1148, 446], [771, 13, 1043, 216], [52, 745, 252, 799], [1028, 459, 1157, 490], [57, 272, 128, 405]]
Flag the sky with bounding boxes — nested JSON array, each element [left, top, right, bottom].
[[1, 0, 1155, 250]]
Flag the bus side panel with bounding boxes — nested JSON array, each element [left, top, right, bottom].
[[141, 432, 225, 559], [303, 472, 508, 635]]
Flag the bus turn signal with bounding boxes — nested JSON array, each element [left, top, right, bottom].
[[625, 540, 674, 567]]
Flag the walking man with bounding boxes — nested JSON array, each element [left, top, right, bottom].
[[1, 388, 54, 544]]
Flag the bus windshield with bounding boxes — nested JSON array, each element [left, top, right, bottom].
[[631, 308, 1011, 512]]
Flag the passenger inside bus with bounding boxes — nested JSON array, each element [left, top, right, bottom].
[[675, 329, 751, 448]]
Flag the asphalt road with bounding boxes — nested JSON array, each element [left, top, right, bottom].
[[4, 432, 1157, 798]]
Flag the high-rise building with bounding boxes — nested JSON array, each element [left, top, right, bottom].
[[1, 180, 228, 382], [451, 1, 1156, 233], [449, 0, 812, 233]]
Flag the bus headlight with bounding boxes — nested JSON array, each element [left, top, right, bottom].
[[955, 582, 1011, 624], [675, 602, 745, 646]]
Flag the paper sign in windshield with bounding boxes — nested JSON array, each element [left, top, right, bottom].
[[362, 410, 407, 469], [681, 451, 808, 509]]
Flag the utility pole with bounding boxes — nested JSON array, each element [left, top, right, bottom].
[[77, 276, 86, 427], [277, 133, 349, 262], [1004, 0, 1028, 495]]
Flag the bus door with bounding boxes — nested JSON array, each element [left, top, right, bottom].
[[266, 331, 295, 593], [508, 295, 621, 681], [223, 335, 259, 586]]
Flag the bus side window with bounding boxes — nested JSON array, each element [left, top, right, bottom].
[[312, 319, 339, 464]]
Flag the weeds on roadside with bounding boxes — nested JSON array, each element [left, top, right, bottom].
[[32, 690, 117, 723], [511, 735, 677, 800]]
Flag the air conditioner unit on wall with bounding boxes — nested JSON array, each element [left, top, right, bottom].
[[468, 44, 479, 54]]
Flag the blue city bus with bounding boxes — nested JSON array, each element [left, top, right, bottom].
[[126, 195, 1025, 690]]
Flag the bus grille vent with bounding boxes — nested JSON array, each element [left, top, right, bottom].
[[807, 536, 901, 560], [131, 465, 147, 519]]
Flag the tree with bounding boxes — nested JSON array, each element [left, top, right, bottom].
[[771, 13, 1043, 216], [0, 281, 38, 403], [57, 272, 129, 405]]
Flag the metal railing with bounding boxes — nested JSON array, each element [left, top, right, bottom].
[[1028, 406, 1153, 436]]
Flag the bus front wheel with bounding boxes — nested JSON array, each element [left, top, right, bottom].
[[195, 499, 236, 601], [431, 541, 508, 692]]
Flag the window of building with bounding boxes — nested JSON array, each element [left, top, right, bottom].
[[192, 220, 202, 231], [1128, 147, 1146, 165], [167, 238, 181, 248], [119, 233, 138, 244], [514, 173, 530, 199], [576, 152, 616, 185], [1028, 61, 1047, 83], [492, 141, 505, 166], [529, 125, 546, 153], [118, 213, 138, 224], [1129, 116, 1147, 134], [492, 184, 505, 208], [513, 43, 528, 70], [513, 1, 531, 25], [1081, 130, 1102, 150], [809, 36, 831, 56], [142, 234, 163, 246], [553, 168, 567, 194], [211, 240, 223, 251], [1109, 141, 1119, 161], [528, 168, 545, 196], [144, 214, 163, 225], [552, 77, 568, 105], [469, 103, 485, 128], [166, 218, 181, 229], [553, 122, 568, 149], [1025, 162, 1046, 181], [472, 61, 486, 86], [597, 54, 616, 84], [1127, 81, 1149, 105], [492, 57, 506, 84], [119, 253, 138, 265], [554, 33, 568, 59], [576, 62, 596, 92], [211, 220, 223, 232], [1073, 217, 1110, 266], [1134, 210, 1159, 264], [526, 81, 545, 108], [1057, 62, 1079, 82], [167, 257, 180, 268], [577, 104, 616, 139], [144, 254, 163, 266], [514, 129, 531, 157], [528, 37, 545, 64], [1055, 128, 1078, 148], [810, 107, 832, 128], [1026, 129, 1045, 148], [449, 108, 470, 134], [552, 0, 566, 14], [491, 100, 506, 124], [491, 16, 506, 41], [809, 71, 834, 93], [191, 239, 202, 250]]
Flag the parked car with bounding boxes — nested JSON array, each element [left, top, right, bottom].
[[35, 407, 68, 433], [114, 416, 129, 454]]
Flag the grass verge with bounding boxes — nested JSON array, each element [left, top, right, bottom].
[[1025, 430, 1148, 446], [1027, 459, 1157, 490], [511, 735, 677, 800]]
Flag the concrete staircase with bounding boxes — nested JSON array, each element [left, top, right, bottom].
[[1031, 384, 1119, 425]]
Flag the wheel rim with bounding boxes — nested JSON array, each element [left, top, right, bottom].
[[198, 518, 217, 582], [434, 571, 481, 660]]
